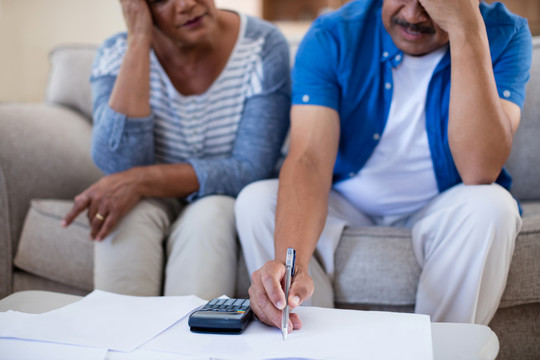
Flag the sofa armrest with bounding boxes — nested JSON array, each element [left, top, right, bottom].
[[0, 103, 102, 298]]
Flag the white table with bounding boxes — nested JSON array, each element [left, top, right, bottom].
[[0, 290, 499, 360]]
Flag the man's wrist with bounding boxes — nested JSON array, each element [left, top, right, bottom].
[[446, 11, 485, 46]]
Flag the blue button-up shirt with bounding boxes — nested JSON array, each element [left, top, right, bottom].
[[292, 0, 532, 192]]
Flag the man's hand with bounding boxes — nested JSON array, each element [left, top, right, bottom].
[[418, 0, 482, 37], [248, 260, 314, 332], [62, 168, 143, 241]]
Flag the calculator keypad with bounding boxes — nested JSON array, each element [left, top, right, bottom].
[[201, 298, 250, 313]]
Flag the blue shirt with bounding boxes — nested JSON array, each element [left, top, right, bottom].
[[292, 0, 532, 192]]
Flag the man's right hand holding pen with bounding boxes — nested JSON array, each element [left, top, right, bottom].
[[248, 257, 314, 333]]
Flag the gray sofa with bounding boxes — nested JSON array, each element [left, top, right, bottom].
[[1, 37, 539, 360]]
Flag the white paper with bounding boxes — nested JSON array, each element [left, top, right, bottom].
[[0, 290, 206, 352], [143, 306, 433, 360], [107, 349, 209, 360], [0, 338, 107, 360]]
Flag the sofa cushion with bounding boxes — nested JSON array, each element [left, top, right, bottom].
[[506, 37, 540, 201], [15, 199, 540, 308], [14, 200, 93, 292], [334, 226, 420, 306], [500, 212, 540, 308], [334, 204, 540, 308], [45, 45, 97, 120]]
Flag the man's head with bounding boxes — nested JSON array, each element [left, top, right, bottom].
[[382, 0, 449, 56]]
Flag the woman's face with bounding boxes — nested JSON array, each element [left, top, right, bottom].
[[147, 0, 218, 45]]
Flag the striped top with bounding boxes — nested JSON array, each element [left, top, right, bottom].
[[92, 13, 263, 164], [89, 13, 291, 199]]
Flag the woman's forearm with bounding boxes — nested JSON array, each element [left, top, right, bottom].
[[109, 35, 152, 117]]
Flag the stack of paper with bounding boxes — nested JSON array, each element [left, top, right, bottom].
[[0, 290, 433, 359]]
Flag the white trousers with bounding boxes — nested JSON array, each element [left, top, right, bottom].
[[94, 196, 238, 299], [235, 179, 522, 324]]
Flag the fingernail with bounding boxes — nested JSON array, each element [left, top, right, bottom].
[[290, 296, 300, 307], [276, 301, 284, 310], [61, 220, 66, 227]]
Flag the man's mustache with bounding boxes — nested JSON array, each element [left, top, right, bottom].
[[391, 16, 436, 34]]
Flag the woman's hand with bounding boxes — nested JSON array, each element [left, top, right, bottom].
[[120, 0, 154, 44], [248, 260, 313, 333], [62, 168, 144, 241]]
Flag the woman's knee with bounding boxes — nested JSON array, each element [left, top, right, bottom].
[[168, 195, 237, 253], [235, 179, 278, 224], [179, 195, 236, 231]]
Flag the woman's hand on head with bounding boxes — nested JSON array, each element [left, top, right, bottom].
[[120, 0, 154, 44], [61, 168, 144, 242]]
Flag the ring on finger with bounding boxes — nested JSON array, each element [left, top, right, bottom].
[[95, 213, 106, 221]]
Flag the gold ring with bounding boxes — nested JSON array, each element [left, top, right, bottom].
[[95, 213, 105, 221]]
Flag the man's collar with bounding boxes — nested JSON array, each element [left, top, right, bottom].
[[380, 19, 404, 67]]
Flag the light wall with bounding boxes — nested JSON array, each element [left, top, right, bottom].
[[0, 0, 261, 103]]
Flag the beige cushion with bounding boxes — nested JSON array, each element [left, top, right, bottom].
[[45, 45, 97, 120], [334, 205, 540, 308], [14, 200, 93, 291], [18, 198, 540, 308]]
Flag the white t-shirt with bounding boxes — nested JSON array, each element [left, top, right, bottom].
[[334, 46, 447, 217]]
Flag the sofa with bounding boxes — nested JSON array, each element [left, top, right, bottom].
[[1, 35, 539, 359]]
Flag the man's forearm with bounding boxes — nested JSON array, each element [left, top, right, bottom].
[[274, 156, 332, 270], [448, 18, 515, 184]]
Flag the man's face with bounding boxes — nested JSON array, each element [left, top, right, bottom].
[[382, 0, 449, 56]]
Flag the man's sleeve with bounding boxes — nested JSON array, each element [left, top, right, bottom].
[[492, 22, 533, 110], [291, 21, 341, 111]]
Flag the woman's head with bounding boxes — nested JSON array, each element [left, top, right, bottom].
[[147, 0, 219, 46]]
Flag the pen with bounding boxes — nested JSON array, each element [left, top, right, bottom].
[[281, 248, 296, 340]]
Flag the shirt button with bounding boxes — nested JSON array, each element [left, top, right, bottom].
[[302, 94, 310, 103], [503, 90, 511, 98], [385, 83, 392, 90], [373, 133, 380, 140], [395, 54, 402, 61], [382, 51, 389, 58]]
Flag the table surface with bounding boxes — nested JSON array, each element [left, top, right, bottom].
[[0, 290, 499, 360]]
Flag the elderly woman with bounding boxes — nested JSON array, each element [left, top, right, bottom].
[[62, 0, 290, 298]]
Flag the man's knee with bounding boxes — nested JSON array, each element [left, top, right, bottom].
[[438, 184, 519, 222], [451, 184, 520, 226]]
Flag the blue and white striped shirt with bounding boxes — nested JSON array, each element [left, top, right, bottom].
[[90, 13, 291, 200]]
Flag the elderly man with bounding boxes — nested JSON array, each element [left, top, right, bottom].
[[235, 0, 532, 333]]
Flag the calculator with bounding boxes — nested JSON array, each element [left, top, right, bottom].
[[188, 298, 253, 334]]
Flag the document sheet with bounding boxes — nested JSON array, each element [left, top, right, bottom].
[[144, 305, 433, 359], [0, 290, 206, 352], [0, 291, 433, 359]]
